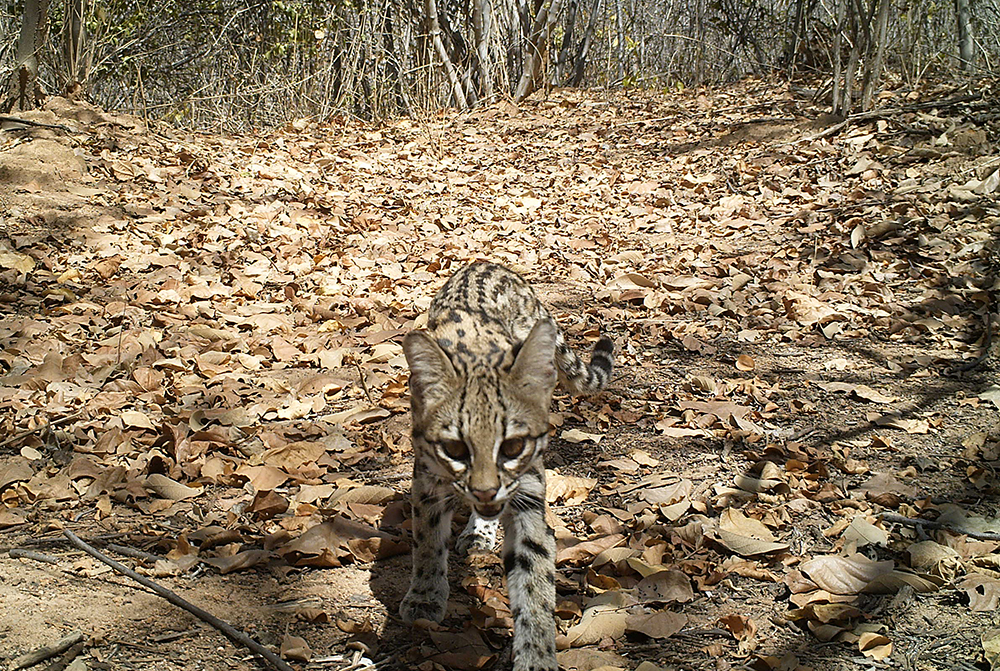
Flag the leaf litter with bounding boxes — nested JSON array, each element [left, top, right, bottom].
[[1, 80, 999, 670]]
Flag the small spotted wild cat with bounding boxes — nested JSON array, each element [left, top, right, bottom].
[[400, 262, 613, 671]]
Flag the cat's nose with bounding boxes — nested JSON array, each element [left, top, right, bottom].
[[471, 488, 498, 503]]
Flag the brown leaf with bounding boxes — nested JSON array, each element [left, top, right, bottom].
[[625, 610, 686, 639], [202, 549, 272, 574], [799, 554, 894, 595], [547, 470, 598, 505], [566, 591, 631, 646], [635, 570, 695, 604], [144, 473, 203, 500], [557, 534, 627, 566], [0, 457, 34, 489], [958, 574, 1000, 611], [718, 613, 756, 641], [280, 634, 312, 662], [858, 632, 892, 660], [717, 508, 789, 556], [279, 516, 406, 567]]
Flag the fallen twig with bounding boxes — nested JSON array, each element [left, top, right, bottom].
[[41, 640, 85, 671], [9, 548, 62, 564], [0, 412, 85, 452], [62, 529, 294, 671], [0, 116, 73, 132], [101, 542, 162, 564], [880, 512, 1000, 541], [800, 119, 848, 142], [11, 631, 84, 670]]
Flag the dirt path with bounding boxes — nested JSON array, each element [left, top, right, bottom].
[[1, 81, 998, 671]]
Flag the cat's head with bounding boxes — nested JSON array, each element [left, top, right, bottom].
[[404, 319, 557, 516]]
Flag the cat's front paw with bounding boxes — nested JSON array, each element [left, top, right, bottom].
[[400, 584, 448, 624], [456, 514, 499, 555]]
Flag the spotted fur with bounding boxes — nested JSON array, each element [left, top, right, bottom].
[[399, 262, 613, 671]]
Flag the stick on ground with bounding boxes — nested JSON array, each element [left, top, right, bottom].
[[880, 512, 1000, 541], [62, 530, 295, 671], [12, 631, 84, 670]]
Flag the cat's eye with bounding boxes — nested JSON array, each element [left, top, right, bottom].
[[500, 437, 526, 459], [440, 440, 469, 461]]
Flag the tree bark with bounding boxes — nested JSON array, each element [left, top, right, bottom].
[[7, 0, 52, 111], [513, 0, 566, 100], [62, 0, 89, 95], [861, 0, 890, 109], [554, 0, 578, 84], [424, 0, 469, 108], [569, 0, 601, 86], [831, 0, 846, 115], [472, 0, 494, 101], [955, 0, 974, 72]]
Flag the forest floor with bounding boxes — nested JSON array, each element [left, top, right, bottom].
[[0, 79, 999, 671]]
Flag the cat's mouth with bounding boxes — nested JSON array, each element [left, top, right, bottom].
[[474, 502, 504, 518]]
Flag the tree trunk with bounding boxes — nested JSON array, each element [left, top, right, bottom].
[[513, 0, 566, 100], [554, 0, 578, 84], [861, 0, 890, 109], [471, 0, 494, 101], [6, 0, 52, 111], [62, 0, 88, 96], [569, 0, 601, 86], [955, 0, 974, 72], [424, 0, 469, 107], [831, 0, 848, 116]]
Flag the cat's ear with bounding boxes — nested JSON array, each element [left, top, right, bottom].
[[404, 331, 459, 410], [510, 318, 558, 398]]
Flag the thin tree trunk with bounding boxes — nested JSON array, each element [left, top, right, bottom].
[[955, 0, 974, 71], [785, 0, 807, 75], [841, 14, 861, 116], [554, 0, 578, 84], [6, 0, 52, 111], [861, 0, 890, 109], [424, 0, 469, 107], [472, 0, 494, 101], [831, 0, 847, 115], [614, 0, 624, 83], [62, 0, 88, 95], [513, 0, 566, 100], [569, 0, 601, 86]]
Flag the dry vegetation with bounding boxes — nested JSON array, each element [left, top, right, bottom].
[[0, 79, 999, 671]]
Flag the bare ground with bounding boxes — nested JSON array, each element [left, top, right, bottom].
[[1, 80, 998, 671]]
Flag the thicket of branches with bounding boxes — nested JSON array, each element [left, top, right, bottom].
[[1, 0, 998, 128]]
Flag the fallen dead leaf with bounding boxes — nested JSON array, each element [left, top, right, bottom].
[[144, 473, 203, 500], [625, 610, 686, 639], [858, 632, 892, 660], [716, 508, 789, 556], [561, 428, 603, 444], [959, 574, 1000, 612], [566, 591, 631, 646]]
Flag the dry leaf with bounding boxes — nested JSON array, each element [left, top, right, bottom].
[[799, 554, 894, 595], [842, 517, 888, 548], [858, 632, 892, 660], [635, 570, 695, 603], [280, 634, 312, 662], [625, 610, 686, 639], [561, 428, 603, 444], [959, 574, 1000, 612], [547, 471, 598, 505], [566, 591, 631, 646], [717, 508, 789, 556], [982, 628, 1000, 669], [144, 473, 203, 500]]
